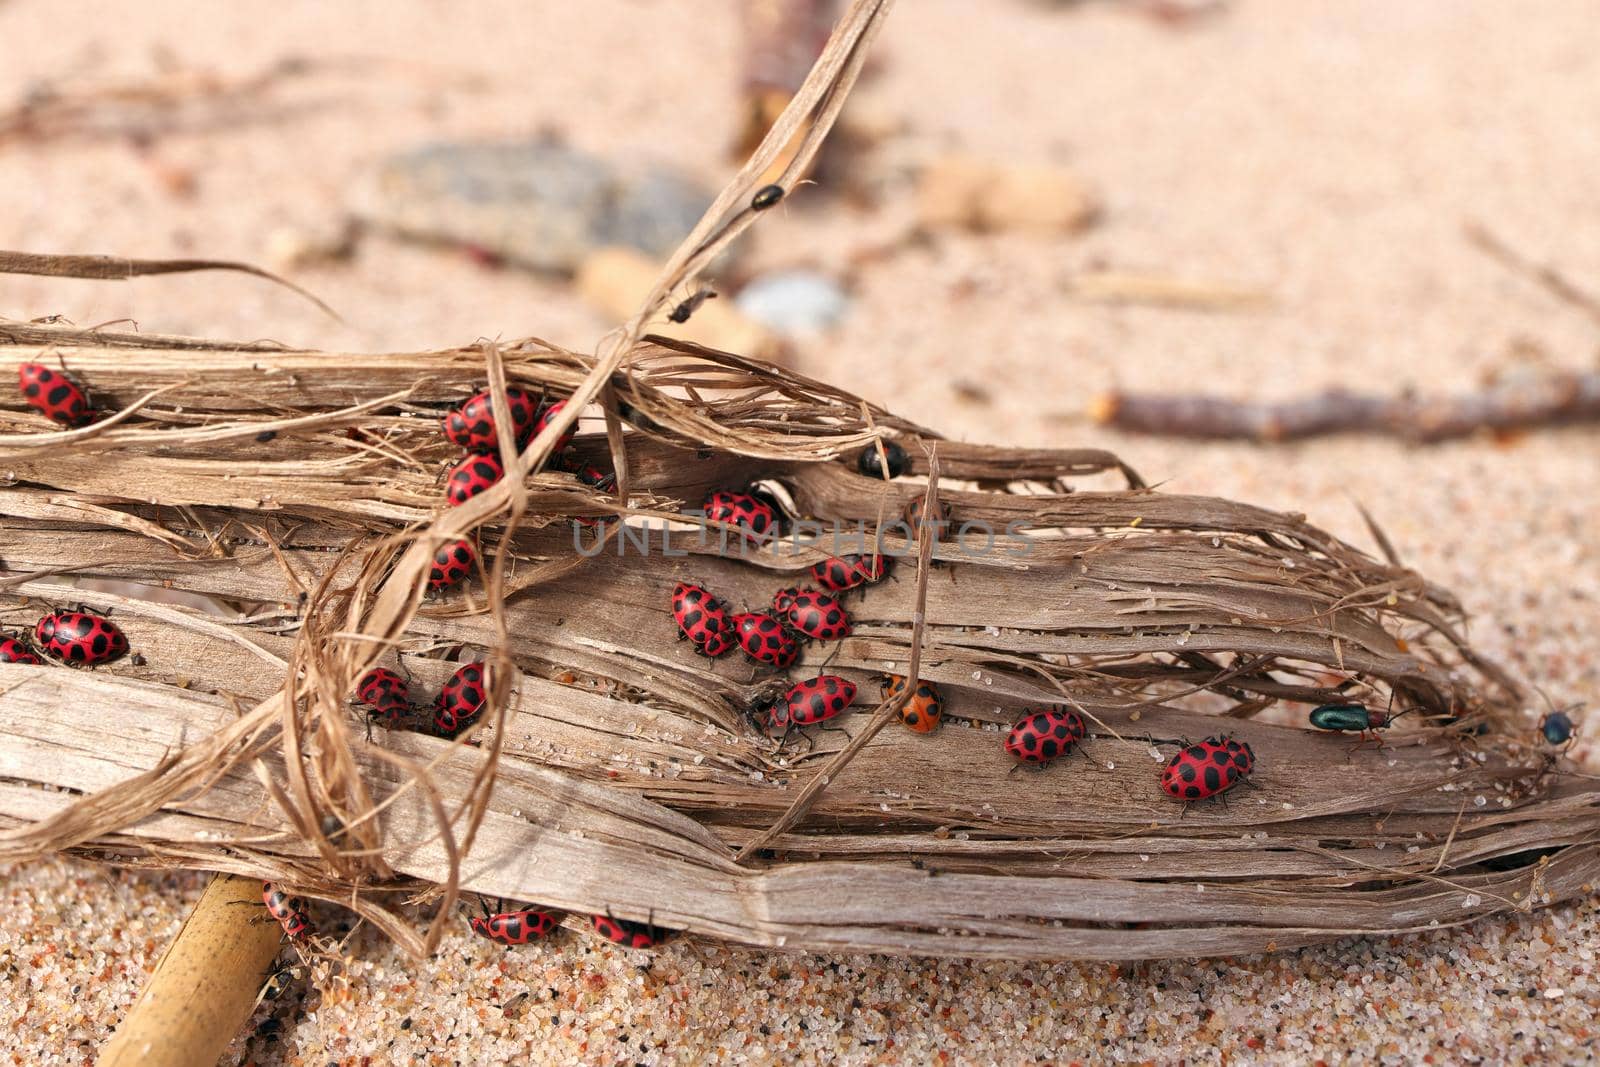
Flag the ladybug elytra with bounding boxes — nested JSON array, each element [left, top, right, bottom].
[[428, 539, 476, 592], [704, 490, 778, 538], [533, 399, 575, 453], [0, 637, 42, 665], [884, 675, 943, 734], [34, 610, 128, 665], [262, 882, 313, 941], [441, 386, 538, 453], [434, 661, 488, 736], [445, 453, 505, 507], [18, 362, 95, 427], [1160, 735, 1256, 803], [781, 589, 851, 642], [672, 582, 734, 658], [731, 611, 799, 668], [905, 495, 951, 541], [591, 913, 658, 949], [471, 899, 559, 946], [810, 553, 890, 593], [1004, 706, 1086, 767], [773, 675, 857, 729], [356, 667, 409, 712]]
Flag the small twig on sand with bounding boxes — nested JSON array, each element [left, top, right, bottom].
[[1090, 373, 1600, 444], [1466, 220, 1600, 332]]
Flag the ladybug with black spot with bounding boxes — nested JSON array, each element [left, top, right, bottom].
[[434, 661, 488, 735], [780, 589, 852, 643], [441, 386, 539, 453], [262, 882, 313, 941], [34, 609, 129, 666], [703, 490, 777, 538], [533, 398, 575, 453], [731, 611, 799, 669], [883, 675, 943, 734], [18, 362, 95, 428], [356, 667, 409, 713], [591, 912, 660, 949], [428, 539, 476, 592], [810, 553, 891, 594], [572, 465, 617, 527], [0, 636, 42, 665], [772, 675, 857, 730], [1160, 735, 1256, 804], [905, 495, 951, 542], [445, 453, 505, 507], [470, 898, 560, 946], [772, 586, 802, 616], [672, 582, 734, 658], [1004, 706, 1086, 768]]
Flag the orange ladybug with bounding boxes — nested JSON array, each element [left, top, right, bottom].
[[883, 674, 943, 734]]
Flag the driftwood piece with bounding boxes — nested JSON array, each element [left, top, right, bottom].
[[0, 0, 1590, 964]]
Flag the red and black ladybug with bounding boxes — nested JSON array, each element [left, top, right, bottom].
[[731, 611, 799, 669], [445, 453, 505, 507], [34, 610, 129, 665], [672, 582, 734, 658], [590, 912, 659, 949], [434, 661, 488, 735], [572, 464, 617, 527], [905, 495, 951, 542], [1160, 735, 1256, 803], [262, 882, 313, 941], [441, 386, 539, 453], [533, 399, 575, 453], [781, 590, 851, 642], [1004, 706, 1086, 768], [883, 675, 943, 734], [428, 539, 476, 592], [470, 899, 559, 946], [0, 636, 42, 665], [703, 490, 777, 538], [810, 553, 891, 594], [18, 362, 95, 428], [357, 667, 409, 709], [773, 675, 857, 729]]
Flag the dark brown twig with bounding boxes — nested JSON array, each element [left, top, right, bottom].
[[1091, 373, 1600, 443]]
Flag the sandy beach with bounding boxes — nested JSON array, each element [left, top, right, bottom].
[[1, 0, 1596, 1061]]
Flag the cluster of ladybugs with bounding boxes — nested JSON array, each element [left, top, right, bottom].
[[263, 880, 660, 951], [0, 607, 131, 667], [673, 447, 950, 740], [469, 901, 659, 950], [351, 661, 490, 739], [431, 385, 572, 591]]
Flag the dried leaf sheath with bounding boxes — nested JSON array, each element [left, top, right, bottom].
[[0, 325, 1591, 961]]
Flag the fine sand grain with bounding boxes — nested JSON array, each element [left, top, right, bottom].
[[1, 0, 1596, 1062]]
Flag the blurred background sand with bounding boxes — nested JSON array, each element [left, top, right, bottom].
[[1, 0, 1596, 1061]]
